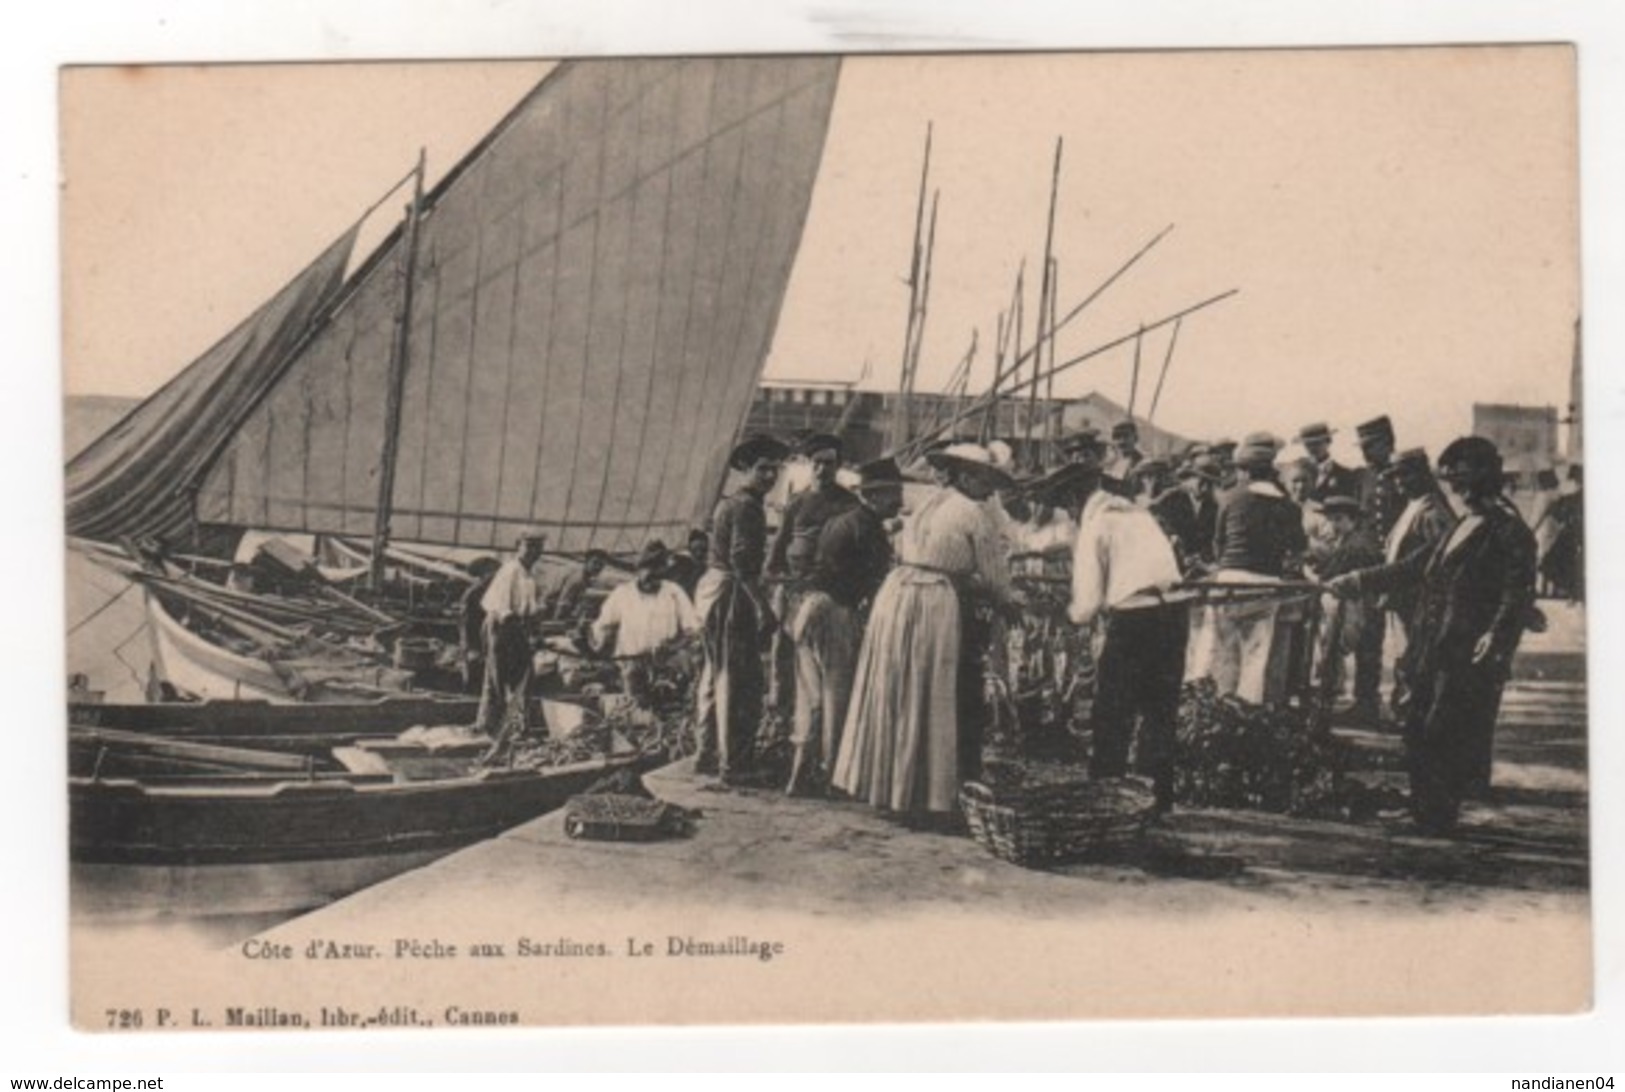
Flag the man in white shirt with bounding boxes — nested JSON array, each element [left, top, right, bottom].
[[588, 540, 699, 707], [1069, 471, 1187, 811], [474, 531, 547, 743], [591, 541, 699, 656]]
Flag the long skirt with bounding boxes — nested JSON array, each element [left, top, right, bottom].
[[831, 568, 965, 815]]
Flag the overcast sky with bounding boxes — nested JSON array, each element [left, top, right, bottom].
[[61, 47, 1578, 461]]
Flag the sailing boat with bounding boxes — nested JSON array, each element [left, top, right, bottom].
[[65, 57, 843, 917], [67, 56, 844, 703]]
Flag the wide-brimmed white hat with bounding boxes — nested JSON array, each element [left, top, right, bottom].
[[925, 442, 1015, 490]]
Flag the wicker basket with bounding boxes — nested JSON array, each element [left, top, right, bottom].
[[959, 775, 1157, 867]]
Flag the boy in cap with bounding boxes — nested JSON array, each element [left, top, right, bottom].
[[1307, 495, 1384, 716]]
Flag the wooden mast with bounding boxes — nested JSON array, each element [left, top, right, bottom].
[[1146, 316, 1183, 434], [891, 124, 934, 452], [369, 149, 427, 593], [1031, 138, 1063, 470], [888, 288, 1238, 458]]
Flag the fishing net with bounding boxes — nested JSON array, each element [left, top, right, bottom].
[[1173, 676, 1348, 818], [508, 634, 703, 769]]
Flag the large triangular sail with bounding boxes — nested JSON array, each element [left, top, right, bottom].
[[195, 57, 843, 553], [64, 228, 361, 544]]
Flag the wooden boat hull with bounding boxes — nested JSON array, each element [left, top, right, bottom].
[[146, 591, 290, 702], [72, 753, 644, 867], [71, 752, 655, 919], [145, 592, 425, 703], [69, 694, 572, 753]]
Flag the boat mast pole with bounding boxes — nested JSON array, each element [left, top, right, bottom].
[[1030, 137, 1062, 470], [370, 148, 427, 594]]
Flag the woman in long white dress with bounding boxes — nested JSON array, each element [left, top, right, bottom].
[[832, 444, 1014, 820]]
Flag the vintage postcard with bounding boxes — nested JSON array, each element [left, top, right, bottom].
[[61, 46, 1588, 1031]]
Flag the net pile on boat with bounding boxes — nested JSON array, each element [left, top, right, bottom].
[[508, 634, 703, 769], [1173, 676, 1349, 818]]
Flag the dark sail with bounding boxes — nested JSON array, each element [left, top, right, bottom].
[[64, 229, 360, 544]]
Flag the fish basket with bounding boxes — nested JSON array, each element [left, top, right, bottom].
[[959, 776, 1157, 868]]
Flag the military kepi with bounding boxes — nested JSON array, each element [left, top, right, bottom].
[[1355, 415, 1394, 443]]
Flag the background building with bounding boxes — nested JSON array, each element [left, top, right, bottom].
[[745, 380, 1190, 469]]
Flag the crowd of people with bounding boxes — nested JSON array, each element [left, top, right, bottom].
[[463, 410, 1578, 839]]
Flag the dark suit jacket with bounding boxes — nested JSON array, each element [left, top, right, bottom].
[[1310, 459, 1361, 504], [1212, 482, 1307, 576], [811, 504, 893, 611], [1149, 488, 1215, 569], [1149, 487, 1198, 552], [1355, 501, 1536, 683]]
